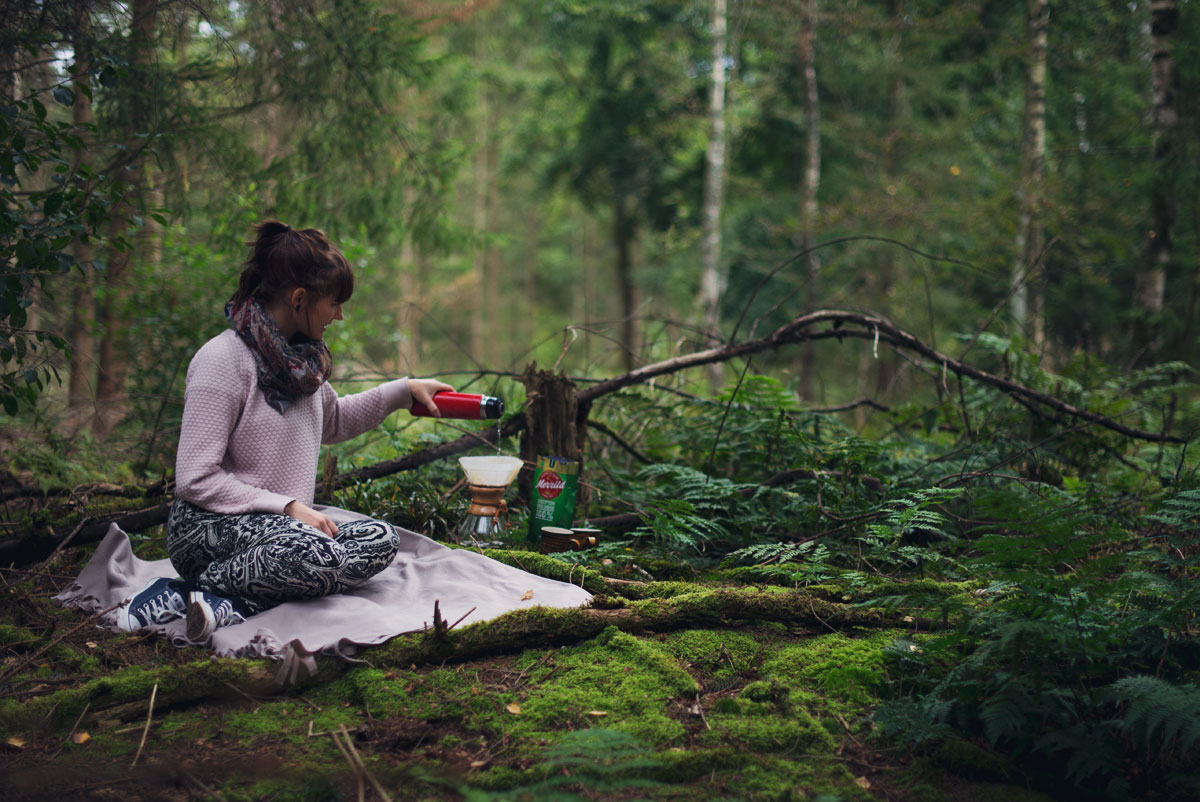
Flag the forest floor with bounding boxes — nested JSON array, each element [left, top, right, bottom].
[[0, 539, 1057, 802]]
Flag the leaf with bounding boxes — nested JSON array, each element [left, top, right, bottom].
[[505, 702, 521, 715], [587, 710, 608, 717], [51, 86, 73, 106], [71, 732, 90, 744], [6, 736, 25, 748], [520, 590, 534, 601], [855, 776, 871, 790]]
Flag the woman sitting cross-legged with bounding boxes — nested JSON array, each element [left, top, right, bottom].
[[118, 220, 452, 643]]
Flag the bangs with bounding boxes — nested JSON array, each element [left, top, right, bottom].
[[325, 255, 355, 304]]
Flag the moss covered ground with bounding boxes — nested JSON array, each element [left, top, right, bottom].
[[0, 543, 1052, 802]]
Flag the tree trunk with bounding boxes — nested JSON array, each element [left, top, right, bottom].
[[471, 19, 491, 365], [67, 0, 95, 419], [613, 199, 638, 372], [398, 184, 422, 372], [93, 0, 158, 438], [1011, 0, 1049, 353], [797, 0, 821, 399], [517, 365, 586, 505], [697, 0, 729, 390], [1131, 0, 1179, 365]]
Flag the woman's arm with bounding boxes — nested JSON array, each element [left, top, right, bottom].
[[320, 377, 453, 443]]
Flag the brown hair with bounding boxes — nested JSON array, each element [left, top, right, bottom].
[[230, 220, 354, 307]]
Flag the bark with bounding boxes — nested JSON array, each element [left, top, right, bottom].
[[93, 0, 158, 438], [398, 183, 422, 371], [66, 0, 95, 417], [517, 365, 586, 503], [1131, 0, 1179, 365], [471, 23, 490, 364], [613, 198, 638, 372], [1011, 0, 1048, 350], [697, 0, 729, 391], [797, 0, 821, 399]]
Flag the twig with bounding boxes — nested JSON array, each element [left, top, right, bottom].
[[329, 729, 365, 802], [130, 682, 157, 768], [338, 724, 395, 802], [65, 701, 91, 743], [181, 768, 230, 802], [38, 516, 91, 570], [447, 606, 477, 632]]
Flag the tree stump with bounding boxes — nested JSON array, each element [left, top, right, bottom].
[[517, 364, 588, 505]]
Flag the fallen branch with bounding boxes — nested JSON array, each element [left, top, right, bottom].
[[372, 587, 933, 668], [0, 503, 170, 566]]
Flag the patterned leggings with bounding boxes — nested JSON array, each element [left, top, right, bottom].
[[167, 499, 402, 616]]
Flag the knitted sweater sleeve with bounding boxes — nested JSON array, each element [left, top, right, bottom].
[[320, 378, 411, 444]]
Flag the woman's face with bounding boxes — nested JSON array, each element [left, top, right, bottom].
[[300, 294, 344, 340]]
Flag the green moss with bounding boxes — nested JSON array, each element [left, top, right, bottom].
[[479, 548, 609, 593], [494, 626, 699, 747], [760, 632, 897, 713], [660, 629, 764, 679], [703, 711, 835, 754]]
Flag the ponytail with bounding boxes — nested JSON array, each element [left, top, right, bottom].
[[230, 220, 353, 307]]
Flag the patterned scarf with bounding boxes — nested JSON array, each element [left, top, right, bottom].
[[226, 297, 332, 414]]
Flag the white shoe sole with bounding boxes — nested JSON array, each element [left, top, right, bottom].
[[186, 592, 216, 643]]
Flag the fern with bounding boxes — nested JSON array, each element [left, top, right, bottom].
[[723, 540, 820, 567], [1107, 676, 1200, 760], [463, 728, 661, 802]]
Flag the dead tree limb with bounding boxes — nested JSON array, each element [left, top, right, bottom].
[[3, 309, 1180, 564], [0, 503, 170, 566]]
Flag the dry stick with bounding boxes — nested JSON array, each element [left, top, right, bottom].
[[338, 724, 395, 802], [329, 730, 365, 802], [130, 682, 157, 768], [0, 599, 125, 686], [180, 768, 230, 802], [38, 516, 90, 570], [447, 606, 477, 632], [65, 701, 91, 743]]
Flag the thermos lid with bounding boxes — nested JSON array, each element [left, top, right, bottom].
[[481, 395, 504, 418]]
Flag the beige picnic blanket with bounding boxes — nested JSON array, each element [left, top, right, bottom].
[[55, 505, 592, 684]]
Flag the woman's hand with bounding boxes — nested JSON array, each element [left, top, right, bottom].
[[408, 378, 456, 418], [285, 500, 338, 537]]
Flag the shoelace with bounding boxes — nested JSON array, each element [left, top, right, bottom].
[[211, 600, 244, 627], [142, 592, 181, 623]]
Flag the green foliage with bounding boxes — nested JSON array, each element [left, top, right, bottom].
[[465, 729, 662, 802], [0, 84, 120, 414], [874, 484, 1200, 799]]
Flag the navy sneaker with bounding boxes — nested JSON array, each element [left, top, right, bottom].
[[117, 577, 187, 632], [186, 590, 247, 643]]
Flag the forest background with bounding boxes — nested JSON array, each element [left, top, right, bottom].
[[3, 1, 1200, 800]]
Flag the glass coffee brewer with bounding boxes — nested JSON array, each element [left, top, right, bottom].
[[454, 456, 524, 545]]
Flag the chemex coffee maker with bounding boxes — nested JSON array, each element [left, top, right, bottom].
[[454, 455, 524, 544]]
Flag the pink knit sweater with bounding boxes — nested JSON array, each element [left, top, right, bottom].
[[175, 329, 411, 515]]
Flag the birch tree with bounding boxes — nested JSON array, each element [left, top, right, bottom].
[[697, 0, 728, 390], [1011, 0, 1049, 353], [1131, 0, 1179, 364]]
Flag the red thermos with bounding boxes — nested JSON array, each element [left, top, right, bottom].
[[409, 391, 505, 420]]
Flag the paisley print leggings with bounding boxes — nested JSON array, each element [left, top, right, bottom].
[[167, 499, 402, 615]]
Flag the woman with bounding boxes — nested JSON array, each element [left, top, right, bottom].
[[118, 221, 452, 643]]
